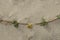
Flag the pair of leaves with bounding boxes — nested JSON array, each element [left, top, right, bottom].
[[12, 20, 19, 28]]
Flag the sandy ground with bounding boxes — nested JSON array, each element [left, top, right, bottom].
[[0, 0, 60, 40]]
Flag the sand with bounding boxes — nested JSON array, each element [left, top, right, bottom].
[[0, 0, 60, 40]]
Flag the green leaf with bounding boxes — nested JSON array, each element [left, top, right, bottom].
[[40, 21, 48, 26], [40, 17, 48, 26], [14, 23, 19, 28], [12, 20, 19, 28], [56, 15, 60, 19]]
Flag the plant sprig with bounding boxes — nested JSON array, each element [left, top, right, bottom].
[[0, 14, 60, 29]]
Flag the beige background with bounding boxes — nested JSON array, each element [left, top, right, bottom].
[[0, 0, 60, 40]]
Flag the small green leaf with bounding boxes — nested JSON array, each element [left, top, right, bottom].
[[40, 21, 48, 26], [12, 20, 19, 28], [14, 23, 19, 28], [56, 15, 60, 19], [40, 17, 48, 26]]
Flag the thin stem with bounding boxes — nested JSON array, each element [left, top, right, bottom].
[[0, 18, 59, 25], [48, 18, 58, 23], [35, 18, 59, 25]]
